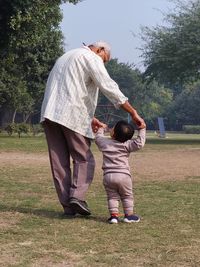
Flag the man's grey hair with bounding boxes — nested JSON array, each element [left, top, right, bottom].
[[92, 41, 111, 56]]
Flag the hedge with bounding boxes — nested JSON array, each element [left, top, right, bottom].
[[182, 125, 200, 134]]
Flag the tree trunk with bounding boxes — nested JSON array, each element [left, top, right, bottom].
[[12, 109, 17, 123], [23, 112, 31, 123]]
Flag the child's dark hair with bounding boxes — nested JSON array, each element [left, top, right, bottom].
[[113, 120, 134, 143]]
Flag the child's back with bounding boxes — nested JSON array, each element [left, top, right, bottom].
[[95, 126, 146, 175]]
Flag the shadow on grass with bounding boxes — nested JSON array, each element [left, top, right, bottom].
[[0, 204, 107, 223], [0, 204, 60, 218]]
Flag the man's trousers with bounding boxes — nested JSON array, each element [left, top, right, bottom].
[[43, 119, 95, 212]]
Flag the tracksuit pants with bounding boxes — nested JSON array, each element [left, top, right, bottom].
[[103, 172, 134, 215]]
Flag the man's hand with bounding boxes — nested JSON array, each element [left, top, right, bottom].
[[120, 101, 146, 129], [131, 112, 146, 129], [91, 118, 107, 133]]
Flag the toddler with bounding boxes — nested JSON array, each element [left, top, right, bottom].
[[95, 120, 146, 224]]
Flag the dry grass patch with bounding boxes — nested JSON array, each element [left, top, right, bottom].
[[0, 211, 23, 230], [94, 147, 200, 181], [0, 152, 48, 167], [132, 149, 200, 181]]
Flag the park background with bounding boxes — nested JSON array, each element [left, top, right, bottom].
[[1, 0, 200, 133], [0, 0, 200, 266]]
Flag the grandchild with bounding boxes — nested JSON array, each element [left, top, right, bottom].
[[95, 120, 146, 224]]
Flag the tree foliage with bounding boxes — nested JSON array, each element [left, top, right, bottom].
[[142, 0, 200, 86], [0, 0, 80, 124], [96, 59, 172, 128], [140, 0, 200, 129], [166, 81, 200, 128]]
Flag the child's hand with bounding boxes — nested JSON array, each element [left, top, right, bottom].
[[91, 118, 107, 133], [138, 121, 146, 129]]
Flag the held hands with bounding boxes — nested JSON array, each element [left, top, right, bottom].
[[119, 101, 146, 129], [131, 112, 146, 129], [91, 113, 145, 133], [91, 118, 107, 133]]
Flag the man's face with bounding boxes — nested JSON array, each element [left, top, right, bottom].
[[98, 48, 110, 63], [89, 46, 111, 63]]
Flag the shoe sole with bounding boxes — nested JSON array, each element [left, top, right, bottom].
[[123, 218, 140, 223], [109, 220, 118, 224], [69, 201, 91, 216]]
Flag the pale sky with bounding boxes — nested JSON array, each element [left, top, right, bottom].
[[60, 0, 177, 69]]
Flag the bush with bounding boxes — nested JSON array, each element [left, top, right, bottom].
[[5, 123, 31, 138], [182, 125, 200, 134], [5, 123, 16, 136], [32, 124, 44, 135], [17, 123, 30, 137]]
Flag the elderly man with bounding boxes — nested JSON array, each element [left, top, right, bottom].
[[40, 41, 145, 217]]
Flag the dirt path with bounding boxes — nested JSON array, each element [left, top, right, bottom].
[[0, 149, 199, 181], [131, 149, 200, 181], [0, 152, 49, 167]]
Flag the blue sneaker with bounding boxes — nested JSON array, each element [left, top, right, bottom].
[[123, 214, 140, 223], [108, 216, 119, 224]]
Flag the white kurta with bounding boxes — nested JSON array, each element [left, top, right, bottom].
[[40, 46, 128, 138]]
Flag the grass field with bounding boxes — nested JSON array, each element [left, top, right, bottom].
[[0, 132, 200, 267]]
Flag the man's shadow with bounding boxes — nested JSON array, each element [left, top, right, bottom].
[[0, 204, 107, 223]]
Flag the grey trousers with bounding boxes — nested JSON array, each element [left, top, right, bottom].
[[43, 119, 95, 212], [103, 172, 134, 215]]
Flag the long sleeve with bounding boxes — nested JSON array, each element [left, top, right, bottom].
[[125, 128, 146, 152], [95, 128, 107, 151], [85, 53, 128, 108]]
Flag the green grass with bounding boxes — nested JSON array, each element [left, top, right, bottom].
[[146, 131, 200, 146], [0, 132, 200, 266], [0, 131, 199, 152], [0, 167, 199, 266], [0, 134, 47, 152]]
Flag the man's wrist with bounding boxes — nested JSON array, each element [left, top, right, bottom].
[[130, 110, 138, 118]]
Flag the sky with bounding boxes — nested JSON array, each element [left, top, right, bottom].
[[60, 0, 177, 69]]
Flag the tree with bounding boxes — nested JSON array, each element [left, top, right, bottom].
[[0, 0, 80, 126], [166, 81, 200, 128], [96, 59, 143, 125], [96, 59, 172, 128], [141, 0, 200, 86], [138, 80, 173, 128]]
